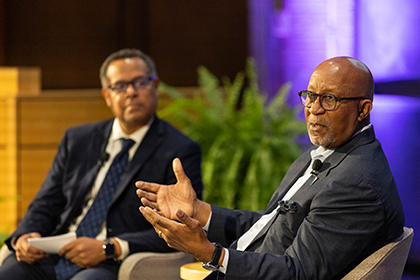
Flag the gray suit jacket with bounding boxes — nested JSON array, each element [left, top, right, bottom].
[[206, 126, 404, 280]]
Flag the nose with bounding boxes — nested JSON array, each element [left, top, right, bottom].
[[125, 82, 138, 96], [308, 96, 325, 115]]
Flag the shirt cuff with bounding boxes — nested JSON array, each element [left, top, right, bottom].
[[113, 237, 129, 260], [203, 211, 212, 232], [202, 212, 228, 274], [219, 248, 229, 274]]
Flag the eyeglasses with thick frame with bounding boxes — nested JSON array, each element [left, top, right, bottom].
[[298, 90, 367, 111], [107, 76, 155, 94]]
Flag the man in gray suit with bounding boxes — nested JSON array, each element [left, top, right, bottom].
[[136, 57, 405, 280]]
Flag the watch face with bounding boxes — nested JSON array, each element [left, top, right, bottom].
[[104, 239, 115, 259], [202, 263, 219, 272]]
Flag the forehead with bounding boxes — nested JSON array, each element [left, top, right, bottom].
[[106, 57, 148, 82], [307, 64, 352, 96]]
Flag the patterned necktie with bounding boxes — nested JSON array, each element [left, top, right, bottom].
[[55, 138, 135, 280]]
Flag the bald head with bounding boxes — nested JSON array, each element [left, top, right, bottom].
[[313, 57, 374, 101]]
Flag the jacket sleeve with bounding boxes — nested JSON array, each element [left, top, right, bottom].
[[5, 131, 71, 249]]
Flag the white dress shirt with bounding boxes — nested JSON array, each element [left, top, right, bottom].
[[68, 118, 152, 260]]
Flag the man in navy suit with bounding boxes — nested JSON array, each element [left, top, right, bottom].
[[0, 48, 203, 280], [137, 57, 405, 279]]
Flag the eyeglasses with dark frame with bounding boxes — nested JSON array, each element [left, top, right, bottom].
[[298, 90, 367, 111], [108, 76, 155, 94]]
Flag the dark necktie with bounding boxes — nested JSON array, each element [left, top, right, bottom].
[[55, 138, 135, 280]]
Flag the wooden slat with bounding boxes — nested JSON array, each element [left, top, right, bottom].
[[18, 91, 113, 145], [19, 149, 57, 220]]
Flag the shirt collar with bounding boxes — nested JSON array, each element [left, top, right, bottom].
[[310, 122, 372, 162], [109, 117, 153, 144]]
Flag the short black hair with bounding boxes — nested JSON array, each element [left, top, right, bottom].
[[99, 48, 157, 88]]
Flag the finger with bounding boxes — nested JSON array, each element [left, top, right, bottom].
[[59, 240, 75, 256], [140, 206, 171, 230], [140, 197, 159, 210], [27, 246, 45, 256], [136, 189, 157, 203], [172, 158, 190, 184], [135, 181, 161, 193], [175, 209, 199, 229]]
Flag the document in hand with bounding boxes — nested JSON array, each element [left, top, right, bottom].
[[28, 232, 77, 254]]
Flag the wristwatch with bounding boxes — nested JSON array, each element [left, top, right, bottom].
[[103, 238, 115, 260], [202, 243, 223, 271]]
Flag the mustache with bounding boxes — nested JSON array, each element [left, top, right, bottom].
[[125, 101, 144, 107], [307, 118, 328, 127]]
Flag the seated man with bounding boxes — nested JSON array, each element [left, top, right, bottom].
[[136, 56, 405, 280], [0, 48, 203, 280]]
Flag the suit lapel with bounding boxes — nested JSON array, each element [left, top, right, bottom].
[[264, 151, 312, 213], [319, 125, 376, 177], [241, 126, 377, 251], [59, 120, 112, 232]]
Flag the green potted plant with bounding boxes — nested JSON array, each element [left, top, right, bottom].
[[158, 58, 307, 211]]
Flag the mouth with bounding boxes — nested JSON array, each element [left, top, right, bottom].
[[126, 103, 144, 110], [308, 121, 326, 132]]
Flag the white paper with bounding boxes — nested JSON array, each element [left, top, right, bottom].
[[28, 232, 77, 254]]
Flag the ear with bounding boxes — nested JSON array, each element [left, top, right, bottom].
[[152, 76, 160, 97], [358, 99, 372, 122], [102, 88, 112, 108], [153, 76, 160, 88]]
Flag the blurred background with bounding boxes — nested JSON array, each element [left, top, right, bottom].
[[0, 0, 419, 278]]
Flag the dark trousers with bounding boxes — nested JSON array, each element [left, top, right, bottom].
[[0, 252, 120, 280]]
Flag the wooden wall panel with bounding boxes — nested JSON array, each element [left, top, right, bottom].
[[16, 90, 114, 220], [1, 0, 247, 89], [0, 88, 116, 230], [18, 90, 113, 145], [19, 149, 57, 220], [0, 98, 17, 232], [148, 1, 248, 86], [4, 0, 122, 88]]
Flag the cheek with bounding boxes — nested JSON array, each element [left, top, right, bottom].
[[143, 93, 158, 109], [331, 113, 358, 138], [109, 96, 125, 112]]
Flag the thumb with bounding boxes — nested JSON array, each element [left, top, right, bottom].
[[176, 209, 195, 228], [172, 158, 190, 183]]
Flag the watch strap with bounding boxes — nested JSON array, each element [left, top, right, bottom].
[[103, 238, 115, 259], [202, 242, 223, 271]]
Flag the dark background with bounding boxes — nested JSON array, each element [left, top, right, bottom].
[[0, 0, 248, 88]]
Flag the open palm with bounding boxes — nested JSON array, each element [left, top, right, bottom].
[[137, 158, 198, 220]]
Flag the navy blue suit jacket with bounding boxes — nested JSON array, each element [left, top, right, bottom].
[[206, 126, 404, 280], [6, 116, 203, 254]]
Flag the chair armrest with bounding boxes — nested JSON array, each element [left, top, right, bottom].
[[118, 251, 194, 280]]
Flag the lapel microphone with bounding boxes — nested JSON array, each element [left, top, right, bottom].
[[310, 159, 323, 185], [97, 152, 110, 167]]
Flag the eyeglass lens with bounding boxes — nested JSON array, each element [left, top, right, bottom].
[[300, 91, 336, 110], [110, 76, 153, 93]]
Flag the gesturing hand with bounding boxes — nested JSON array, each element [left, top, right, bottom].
[[136, 158, 198, 220], [140, 206, 216, 263]]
